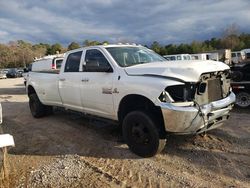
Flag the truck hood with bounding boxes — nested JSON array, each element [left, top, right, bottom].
[[124, 60, 230, 82]]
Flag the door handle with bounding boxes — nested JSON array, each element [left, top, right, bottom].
[[59, 78, 65, 81], [81, 78, 89, 82]]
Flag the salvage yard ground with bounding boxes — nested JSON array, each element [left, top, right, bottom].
[[0, 78, 249, 187]]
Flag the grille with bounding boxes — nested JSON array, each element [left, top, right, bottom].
[[207, 78, 223, 102]]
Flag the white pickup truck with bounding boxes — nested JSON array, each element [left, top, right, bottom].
[[26, 44, 235, 157]]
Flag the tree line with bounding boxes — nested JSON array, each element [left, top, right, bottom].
[[0, 40, 109, 68], [150, 33, 250, 56], [0, 32, 250, 69]]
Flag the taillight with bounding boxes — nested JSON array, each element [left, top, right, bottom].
[[52, 62, 55, 69]]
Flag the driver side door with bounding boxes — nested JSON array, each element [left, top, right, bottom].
[[80, 49, 115, 118]]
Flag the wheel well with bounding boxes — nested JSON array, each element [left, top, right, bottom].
[[118, 94, 166, 138], [27, 85, 36, 96]]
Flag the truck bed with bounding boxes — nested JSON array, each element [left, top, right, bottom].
[[28, 72, 63, 106]]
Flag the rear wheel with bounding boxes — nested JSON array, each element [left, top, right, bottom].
[[29, 93, 53, 118], [122, 111, 166, 157], [236, 92, 250, 108]]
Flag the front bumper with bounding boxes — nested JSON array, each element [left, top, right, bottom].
[[160, 92, 236, 134]]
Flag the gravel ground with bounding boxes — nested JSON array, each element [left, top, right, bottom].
[[0, 78, 250, 188]]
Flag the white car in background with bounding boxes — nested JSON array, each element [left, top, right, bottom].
[[0, 70, 7, 79], [163, 54, 192, 61], [23, 54, 64, 86], [32, 55, 64, 72]]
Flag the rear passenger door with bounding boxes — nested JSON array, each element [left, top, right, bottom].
[[59, 51, 83, 111]]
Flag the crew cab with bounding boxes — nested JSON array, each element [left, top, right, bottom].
[[26, 44, 235, 157]]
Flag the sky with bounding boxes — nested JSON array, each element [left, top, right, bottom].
[[0, 0, 250, 46]]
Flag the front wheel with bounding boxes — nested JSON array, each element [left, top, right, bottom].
[[122, 111, 166, 157]]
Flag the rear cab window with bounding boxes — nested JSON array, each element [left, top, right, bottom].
[[64, 51, 82, 72]]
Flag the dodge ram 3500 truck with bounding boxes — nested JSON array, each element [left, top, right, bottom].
[[26, 44, 235, 157]]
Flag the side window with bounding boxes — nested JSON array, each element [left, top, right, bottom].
[[84, 49, 112, 72], [246, 53, 250, 59], [170, 56, 176, 60], [64, 51, 82, 72]]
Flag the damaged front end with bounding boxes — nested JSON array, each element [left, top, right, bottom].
[[159, 70, 235, 134]]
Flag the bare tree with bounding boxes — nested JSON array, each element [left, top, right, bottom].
[[222, 23, 240, 50]]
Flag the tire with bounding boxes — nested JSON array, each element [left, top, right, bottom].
[[122, 111, 166, 157], [236, 92, 250, 108], [29, 93, 52, 118], [231, 71, 243, 82], [45, 105, 54, 115]]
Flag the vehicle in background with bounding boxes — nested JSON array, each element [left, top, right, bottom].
[[23, 64, 33, 86], [17, 69, 24, 77], [163, 54, 191, 61], [26, 44, 235, 157], [32, 54, 64, 72], [3, 69, 8, 74], [0, 70, 7, 79], [231, 51, 244, 64], [191, 53, 219, 61], [23, 55, 64, 86], [6, 68, 22, 78], [230, 61, 250, 108], [205, 49, 232, 65], [231, 82, 250, 108], [241, 49, 250, 61], [230, 61, 250, 82]]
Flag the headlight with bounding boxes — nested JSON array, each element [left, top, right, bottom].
[[165, 83, 197, 102]]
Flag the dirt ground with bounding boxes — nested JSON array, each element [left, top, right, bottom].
[[0, 78, 249, 188]]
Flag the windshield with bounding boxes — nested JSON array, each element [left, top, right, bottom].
[[106, 46, 166, 67]]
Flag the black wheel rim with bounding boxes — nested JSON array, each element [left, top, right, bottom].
[[131, 122, 150, 145], [236, 92, 250, 107]]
